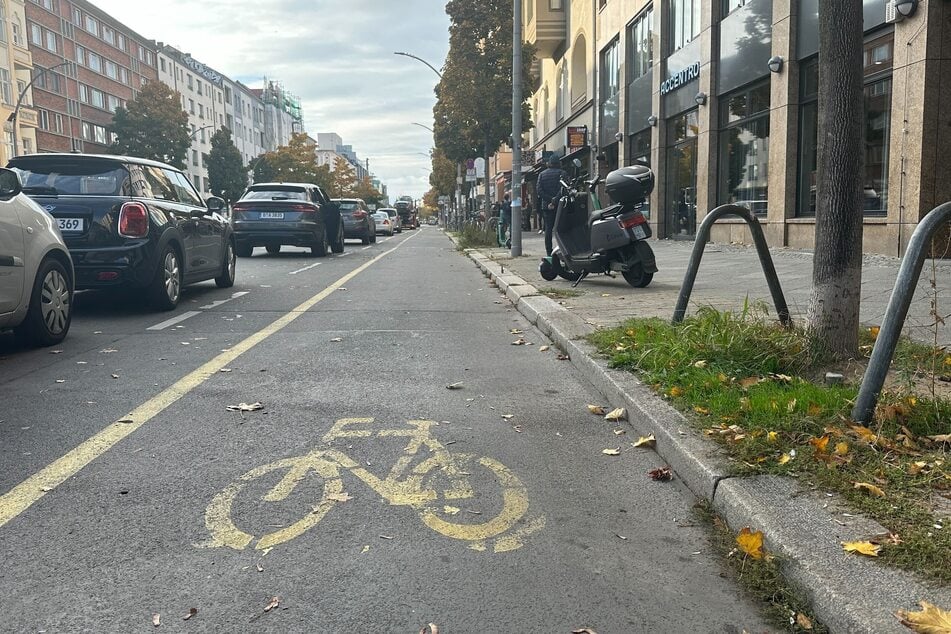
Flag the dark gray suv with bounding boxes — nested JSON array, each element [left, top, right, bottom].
[[333, 198, 376, 245], [232, 183, 344, 257]]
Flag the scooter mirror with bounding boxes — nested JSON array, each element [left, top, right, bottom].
[[572, 158, 582, 168]]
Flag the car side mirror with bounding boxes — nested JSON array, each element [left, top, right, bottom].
[[0, 168, 23, 198], [206, 196, 225, 212]]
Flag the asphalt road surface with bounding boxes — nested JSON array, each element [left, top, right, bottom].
[[0, 228, 770, 633]]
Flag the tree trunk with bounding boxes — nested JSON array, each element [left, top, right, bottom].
[[806, 0, 865, 358]]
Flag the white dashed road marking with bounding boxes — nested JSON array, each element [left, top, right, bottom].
[[289, 262, 323, 275], [147, 291, 250, 331]]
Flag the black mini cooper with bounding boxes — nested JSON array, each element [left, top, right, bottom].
[[8, 153, 236, 311]]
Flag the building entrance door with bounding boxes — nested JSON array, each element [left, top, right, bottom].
[[665, 109, 699, 239]]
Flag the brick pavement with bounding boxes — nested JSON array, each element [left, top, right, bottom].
[[482, 232, 950, 346]]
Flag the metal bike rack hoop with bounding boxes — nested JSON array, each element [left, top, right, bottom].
[[672, 204, 791, 326], [852, 201, 951, 424]]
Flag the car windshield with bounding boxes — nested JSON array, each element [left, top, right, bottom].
[[336, 201, 361, 211], [243, 188, 308, 201], [11, 161, 128, 196]]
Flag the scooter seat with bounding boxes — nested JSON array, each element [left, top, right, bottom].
[[589, 203, 622, 226]]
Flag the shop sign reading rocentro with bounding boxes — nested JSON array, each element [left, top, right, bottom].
[[661, 61, 701, 95]]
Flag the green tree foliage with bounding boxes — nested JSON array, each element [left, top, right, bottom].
[[433, 0, 534, 164], [250, 133, 331, 190], [109, 82, 190, 169], [352, 176, 384, 206], [207, 128, 247, 203], [429, 147, 457, 197], [329, 156, 357, 198]]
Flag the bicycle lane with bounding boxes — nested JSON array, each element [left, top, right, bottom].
[[0, 228, 771, 632]]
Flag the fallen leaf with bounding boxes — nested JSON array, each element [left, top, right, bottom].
[[787, 398, 797, 413], [767, 431, 779, 443], [219, 368, 233, 373], [648, 466, 672, 481], [896, 601, 951, 633], [557, 354, 570, 361], [810, 435, 831, 454], [632, 434, 656, 448], [853, 482, 886, 498], [849, 424, 878, 443], [112, 374, 120, 379], [930, 434, 951, 444], [739, 376, 760, 389], [693, 406, 710, 415], [693, 360, 708, 368], [736, 527, 765, 559], [55, 379, 65, 383], [446, 382, 463, 390], [501, 414, 514, 420], [510, 329, 523, 334], [669, 386, 684, 398], [330, 337, 343, 342], [511, 338, 528, 346], [361, 545, 370, 554], [604, 408, 626, 422], [778, 452, 793, 465], [796, 613, 814, 630], [572, 629, 598, 634], [263, 596, 280, 612], [539, 345, 550, 352], [835, 442, 850, 456], [183, 608, 198, 621], [842, 541, 882, 557], [613, 428, 626, 436], [587, 404, 606, 415], [419, 624, 440, 634], [152, 613, 161, 627], [379, 534, 394, 540], [256, 563, 264, 572], [443, 506, 460, 516], [602, 448, 621, 456], [226, 402, 264, 412]]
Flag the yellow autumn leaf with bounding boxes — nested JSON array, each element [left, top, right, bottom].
[[868, 325, 881, 341], [896, 600, 951, 634], [587, 404, 606, 415], [778, 451, 794, 465], [796, 613, 814, 630], [849, 424, 878, 444], [604, 408, 626, 422], [632, 434, 656, 448], [693, 360, 708, 368], [693, 406, 710, 415], [945, 355, 951, 367], [735, 527, 765, 560], [834, 442, 850, 456], [809, 435, 831, 454], [717, 373, 729, 384], [669, 386, 684, 398], [767, 431, 779, 443], [807, 403, 823, 417], [602, 448, 621, 456], [853, 482, 886, 498], [842, 541, 882, 557]]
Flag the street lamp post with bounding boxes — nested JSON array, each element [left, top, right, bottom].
[[510, 0, 523, 257], [190, 124, 216, 140], [393, 52, 443, 79], [8, 61, 70, 158]]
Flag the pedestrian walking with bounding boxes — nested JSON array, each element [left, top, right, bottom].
[[500, 194, 512, 248], [536, 157, 567, 255]]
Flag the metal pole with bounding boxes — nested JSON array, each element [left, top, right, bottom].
[[510, 0, 523, 256], [9, 61, 70, 158], [852, 201, 951, 423]]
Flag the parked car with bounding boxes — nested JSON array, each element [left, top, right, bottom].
[[372, 210, 395, 236], [333, 198, 376, 244], [8, 153, 235, 311], [231, 183, 343, 257], [0, 168, 73, 346], [378, 207, 401, 233]]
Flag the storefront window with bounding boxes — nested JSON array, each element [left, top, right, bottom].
[[666, 109, 699, 237], [797, 33, 893, 216], [628, 129, 652, 218], [719, 81, 770, 215]]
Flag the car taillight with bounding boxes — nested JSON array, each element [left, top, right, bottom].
[[352, 210, 367, 219], [618, 212, 647, 229], [382, 219, 389, 224], [286, 204, 314, 213], [118, 202, 149, 238]]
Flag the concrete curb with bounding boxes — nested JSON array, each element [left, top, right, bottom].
[[449, 235, 950, 633]]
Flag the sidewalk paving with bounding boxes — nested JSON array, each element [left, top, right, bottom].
[[450, 230, 951, 633], [484, 232, 950, 346]]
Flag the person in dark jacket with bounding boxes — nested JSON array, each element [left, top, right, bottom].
[[499, 194, 512, 247], [536, 157, 567, 255]]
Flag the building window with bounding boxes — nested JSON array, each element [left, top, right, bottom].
[[23, 138, 32, 154], [160, 58, 165, 72], [628, 7, 653, 82], [192, 149, 198, 166], [71, 6, 81, 25], [87, 52, 101, 73], [29, 22, 41, 45], [669, 0, 700, 52], [75, 44, 84, 65], [192, 174, 200, 190], [555, 62, 566, 121], [600, 38, 621, 143], [39, 109, 49, 129], [84, 15, 98, 36], [44, 30, 57, 52], [550, 0, 563, 9], [718, 80, 770, 215], [187, 74, 193, 90], [188, 99, 195, 114], [12, 21, 22, 47], [723, 0, 749, 16], [107, 95, 119, 112], [94, 125, 107, 145], [78, 83, 88, 103], [117, 34, 125, 51], [82, 121, 92, 140], [797, 34, 893, 217], [54, 113, 63, 133], [196, 79, 202, 96], [102, 26, 115, 45], [119, 67, 129, 84], [0, 69, 12, 105]]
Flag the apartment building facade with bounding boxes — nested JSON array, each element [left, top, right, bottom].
[[1, 0, 38, 162], [25, 0, 157, 155], [526, 0, 951, 256]]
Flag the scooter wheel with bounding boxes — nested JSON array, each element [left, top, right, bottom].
[[539, 259, 558, 281], [622, 266, 653, 288]]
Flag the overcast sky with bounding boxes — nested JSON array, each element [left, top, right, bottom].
[[91, 0, 450, 200]]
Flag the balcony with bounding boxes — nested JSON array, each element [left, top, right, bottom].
[[17, 107, 39, 129], [13, 46, 33, 71], [525, 0, 566, 59]]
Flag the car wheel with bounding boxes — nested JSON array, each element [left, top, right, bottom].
[[361, 232, 370, 245], [331, 224, 345, 254], [16, 258, 72, 347], [370, 231, 377, 244], [266, 244, 281, 255], [149, 245, 183, 311], [236, 243, 253, 258], [311, 230, 329, 257], [215, 241, 237, 288]]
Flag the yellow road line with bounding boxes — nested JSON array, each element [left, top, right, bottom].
[[0, 235, 417, 529]]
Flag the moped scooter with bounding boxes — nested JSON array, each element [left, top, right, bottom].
[[539, 161, 657, 288]]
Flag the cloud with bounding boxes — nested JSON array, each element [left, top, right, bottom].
[[91, 0, 449, 200]]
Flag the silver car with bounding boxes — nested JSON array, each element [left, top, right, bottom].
[[373, 210, 395, 236], [0, 168, 74, 346]]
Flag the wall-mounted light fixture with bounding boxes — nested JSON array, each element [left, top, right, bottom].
[[647, 115, 658, 127], [894, 0, 919, 18], [614, 132, 624, 142], [695, 92, 707, 106], [767, 55, 784, 73]]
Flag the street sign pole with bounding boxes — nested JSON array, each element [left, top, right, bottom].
[[510, 0, 523, 257]]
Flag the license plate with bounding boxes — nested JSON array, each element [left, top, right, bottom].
[[57, 217, 84, 232], [259, 212, 284, 220], [632, 225, 647, 240]]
